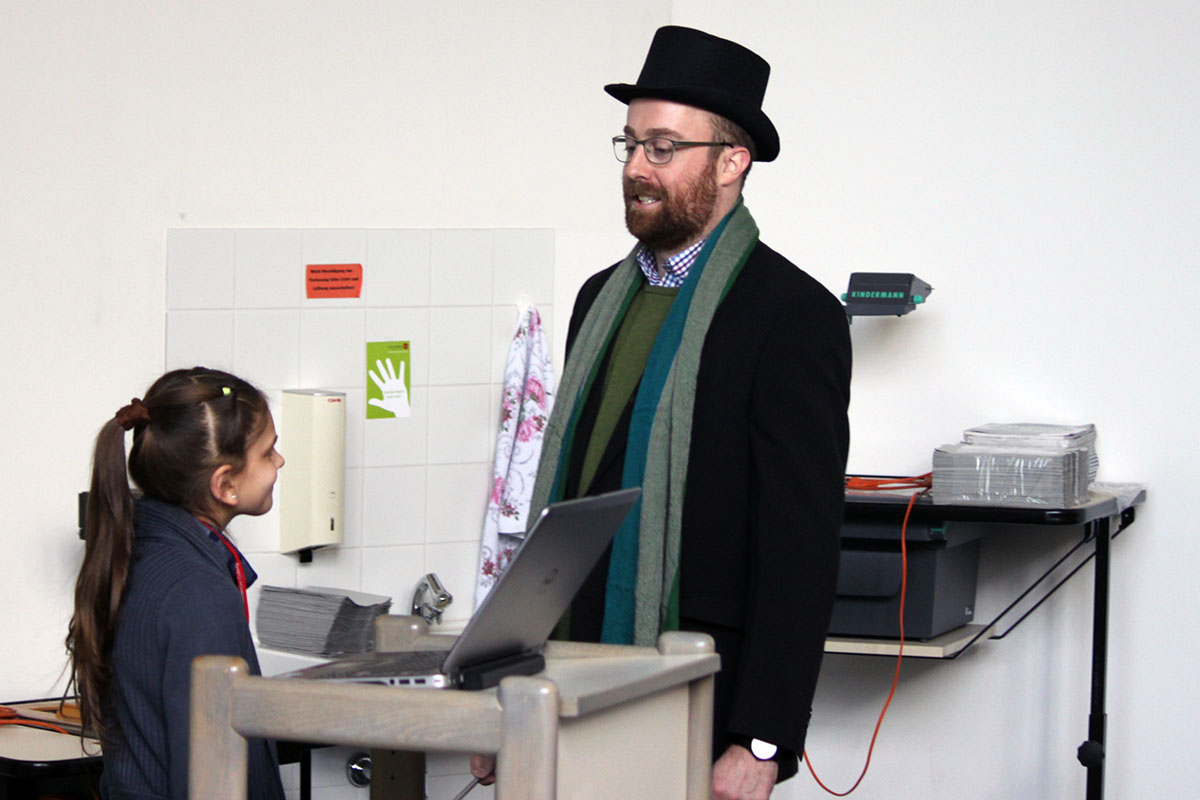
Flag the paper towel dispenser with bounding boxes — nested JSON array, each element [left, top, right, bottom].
[[279, 389, 346, 558]]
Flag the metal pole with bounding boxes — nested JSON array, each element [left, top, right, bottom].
[[1078, 515, 1111, 800]]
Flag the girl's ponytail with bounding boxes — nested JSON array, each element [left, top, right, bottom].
[[69, 409, 142, 743]]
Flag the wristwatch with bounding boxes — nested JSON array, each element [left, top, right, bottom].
[[750, 738, 778, 761], [729, 734, 779, 761]]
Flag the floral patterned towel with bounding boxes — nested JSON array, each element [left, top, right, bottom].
[[475, 305, 555, 609]]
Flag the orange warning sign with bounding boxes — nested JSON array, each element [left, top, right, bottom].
[[306, 263, 363, 299]]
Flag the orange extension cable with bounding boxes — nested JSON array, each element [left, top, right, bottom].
[[0, 705, 72, 735], [804, 474, 931, 796]]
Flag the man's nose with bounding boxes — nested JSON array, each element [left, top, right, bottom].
[[623, 143, 652, 180]]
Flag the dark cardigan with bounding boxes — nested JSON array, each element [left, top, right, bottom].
[[101, 497, 284, 800]]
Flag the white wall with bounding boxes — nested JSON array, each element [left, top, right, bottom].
[[3, 1, 1197, 798], [163, 225, 556, 627], [0, 0, 664, 700], [670, 1, 1199, 798]]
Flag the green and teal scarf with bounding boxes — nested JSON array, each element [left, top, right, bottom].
[[529, 201, 759, 645]]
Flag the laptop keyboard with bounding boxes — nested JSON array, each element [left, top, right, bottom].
[[318, 649, 447, 679]]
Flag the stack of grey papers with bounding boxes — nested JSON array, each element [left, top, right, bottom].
[[257, 585, 392, 656], [963, 423, 1098, 482], [932, 423, 1098, 507]]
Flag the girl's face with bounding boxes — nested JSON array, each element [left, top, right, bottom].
[[230, 412, 284, 517]]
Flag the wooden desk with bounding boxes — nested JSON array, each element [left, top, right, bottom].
[[189, 627, 718, 800], [0, 719, 100, 799]]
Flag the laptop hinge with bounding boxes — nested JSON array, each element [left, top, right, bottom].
[[456, 651, 546, 691]]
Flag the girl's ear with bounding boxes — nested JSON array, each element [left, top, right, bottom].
[[210, 464, 239, 508]]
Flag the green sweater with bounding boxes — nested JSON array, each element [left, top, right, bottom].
[[576, 283, 678, 495]]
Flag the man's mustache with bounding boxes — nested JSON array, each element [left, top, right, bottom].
[[623, 178, 664, 201]]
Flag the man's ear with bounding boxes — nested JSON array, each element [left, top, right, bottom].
[[210, 464, 238, 508], [718, 146, 751, 188]]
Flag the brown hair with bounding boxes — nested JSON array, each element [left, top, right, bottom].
[[708, 111, 757, 184], [66, 367, 268, 744]]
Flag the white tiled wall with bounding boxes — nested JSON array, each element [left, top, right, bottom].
[[166, 226, 552, 798]]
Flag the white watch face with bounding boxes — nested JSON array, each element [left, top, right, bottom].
[[750, 738, 778, 760]]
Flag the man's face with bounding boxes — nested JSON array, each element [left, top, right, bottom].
[[622, 98, 721, 254]]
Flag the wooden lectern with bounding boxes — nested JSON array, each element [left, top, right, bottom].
[[190, 616, 719, 799]]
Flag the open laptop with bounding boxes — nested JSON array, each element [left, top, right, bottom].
[[279, 487, 640, 690]]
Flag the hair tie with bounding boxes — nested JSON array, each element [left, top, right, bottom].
[[114, 398, 151, 431]]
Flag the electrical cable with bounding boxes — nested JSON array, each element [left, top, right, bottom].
[[844, 474, 932, 493], [0, 705, 72, 735], [804, 474, 931, 796], [450, 775, 481, 800]]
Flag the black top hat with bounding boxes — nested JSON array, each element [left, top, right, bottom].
[[605, 26, 780, 162]]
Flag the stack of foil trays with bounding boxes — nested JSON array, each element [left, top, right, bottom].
[[932, 423, 1097, 507]]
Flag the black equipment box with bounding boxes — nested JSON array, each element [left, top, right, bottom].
[[829, 520, 981, 640]]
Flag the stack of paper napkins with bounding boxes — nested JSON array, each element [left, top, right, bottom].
[[932, 423, 1098, 507], [256, 585, 392, 656]]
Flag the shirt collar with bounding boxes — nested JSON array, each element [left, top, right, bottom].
[[635, 237, 708, 288], [204, 526, 259, 588]]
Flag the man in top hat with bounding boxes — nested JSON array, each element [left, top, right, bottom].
[[476, 26, 851, 799]]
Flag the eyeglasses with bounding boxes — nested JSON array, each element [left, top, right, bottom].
[[612, 135, 732, 165]]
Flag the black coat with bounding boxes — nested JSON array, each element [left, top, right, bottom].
[[563, 241, 851, 770]]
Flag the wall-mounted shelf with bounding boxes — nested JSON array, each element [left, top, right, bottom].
[[833, 481, 1145, 800], [825, 624, 994, 659]]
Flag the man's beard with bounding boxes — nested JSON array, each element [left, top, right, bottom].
[[623, 163, 719, 253]]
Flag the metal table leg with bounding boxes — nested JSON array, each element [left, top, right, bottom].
[[1078, 514, 1111, 800]]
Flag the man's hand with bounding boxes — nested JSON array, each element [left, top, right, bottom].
[[368, 357, 411, 417], [711, 744, 778, 800], [469, 754, 496, 786]]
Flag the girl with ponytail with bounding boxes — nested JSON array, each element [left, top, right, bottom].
[[67, 367, 286, 800]]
